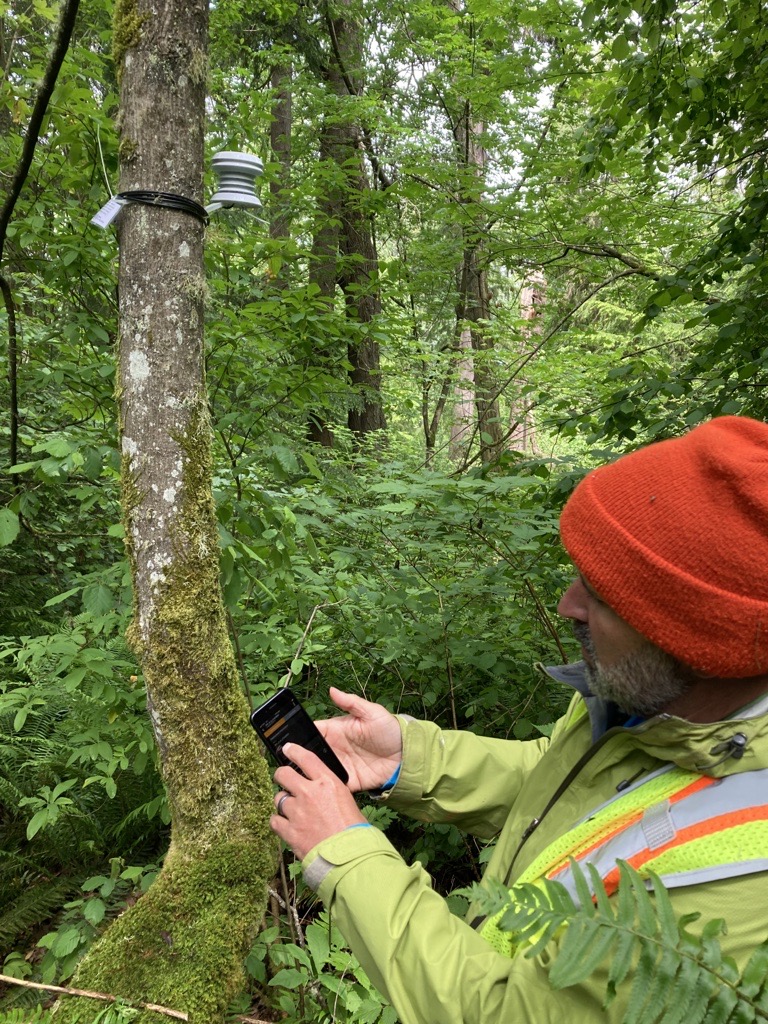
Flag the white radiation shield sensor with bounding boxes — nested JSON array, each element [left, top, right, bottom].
[[206, 151, 264, 214]]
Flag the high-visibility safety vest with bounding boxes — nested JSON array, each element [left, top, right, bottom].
[[480, 763, 768, 956]]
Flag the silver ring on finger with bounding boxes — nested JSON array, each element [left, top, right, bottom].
[[277, 793, 291, 818]]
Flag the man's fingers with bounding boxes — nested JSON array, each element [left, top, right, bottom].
[[329, 687, 380, 720], [282, 742, 331, 780]]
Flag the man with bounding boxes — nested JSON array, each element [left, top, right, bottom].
[[270, 415, 768, 1023]]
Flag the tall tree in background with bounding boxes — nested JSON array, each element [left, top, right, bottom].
[[58, 0, 275, 1019], [308, 0, 387, 441], [450, 21, 504, 465]]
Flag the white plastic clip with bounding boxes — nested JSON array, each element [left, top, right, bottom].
[[90, 196, 125, 229]]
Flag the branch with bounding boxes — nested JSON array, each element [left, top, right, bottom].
[[0, 974, 274, 1024], [323, 9, 393, 190], [0, 273, 19, 469], [0, 0, 81, 264], [540, 242, 662, 280], [0, 974, 188, 1021], [455, 268, 642, 471]]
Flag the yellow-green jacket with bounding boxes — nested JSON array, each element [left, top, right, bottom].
[[302, 666, 768, 1023]]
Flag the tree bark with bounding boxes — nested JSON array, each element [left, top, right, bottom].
[[307, 0, 386, 441], [57, 3, 275, 1022], [453, 100, 504, 464], [328, 8, 386, 436], [269, 62, 293, 272], [449, 328, 475, 463], [1, 276, 18, 470], [508, 272, 545, 453], [307, 128, 341, 447]]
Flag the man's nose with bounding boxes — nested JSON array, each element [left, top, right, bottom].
[[557, 577, 589, 621]]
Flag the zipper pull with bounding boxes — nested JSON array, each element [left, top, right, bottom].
[[521, 817, 540, 842], [696, 732, 748, 771]]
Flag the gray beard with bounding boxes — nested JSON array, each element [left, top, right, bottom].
[[573, 622, 689, 718]]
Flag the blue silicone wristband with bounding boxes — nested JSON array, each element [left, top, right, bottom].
[[368, 762, 401, 797]]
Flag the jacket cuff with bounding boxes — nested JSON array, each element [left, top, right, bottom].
[[302, 825, 403, 899], [386, 717, 438, 809]]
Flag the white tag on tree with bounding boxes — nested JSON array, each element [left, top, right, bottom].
[[90, 197, 124, 229]]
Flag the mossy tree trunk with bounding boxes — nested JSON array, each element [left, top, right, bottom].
[[57, 2, 276, 1022]]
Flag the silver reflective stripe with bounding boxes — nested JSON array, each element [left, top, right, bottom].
[[656, 860, 768, 890], [552, 767, 768, 900]]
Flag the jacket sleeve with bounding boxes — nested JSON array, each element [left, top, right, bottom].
[[301, 826, 603, 1024], [386, 717, 551, 838]]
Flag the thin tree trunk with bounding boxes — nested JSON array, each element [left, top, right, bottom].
[[269, 62, 293, 285], [1, 276, 18, 470], [57, 2, 275, 1021], [0, 0, 81, 476], [445, 0, 504, 465], [453, 98, 504, 464], [508, 272, 545, 452], [449, 328, 475, 463], [307, 127, 340, 447]]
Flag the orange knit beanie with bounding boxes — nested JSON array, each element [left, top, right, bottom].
[[559, 416, 768, 678]]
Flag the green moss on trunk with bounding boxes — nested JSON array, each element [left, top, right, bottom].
[[56, 835, 275, 1024], [57, 402, 278, 1024], [113, 0, 148, 79]]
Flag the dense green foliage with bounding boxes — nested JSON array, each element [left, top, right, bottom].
[[1, 0, 766, 1017]]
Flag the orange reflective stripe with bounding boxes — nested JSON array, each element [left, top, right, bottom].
[[667, 775, 717, 805]]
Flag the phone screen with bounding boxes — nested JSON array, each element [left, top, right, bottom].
[[250, 688, 349, 784]]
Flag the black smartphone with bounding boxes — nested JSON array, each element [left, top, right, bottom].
[[250, 687, 349, 785]]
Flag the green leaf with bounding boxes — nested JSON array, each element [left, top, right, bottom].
[[82, 583, 115, 616], [82, 875, 111, 891], [44, 586, 82, 607], [50, 927, 81, 957], [27, 810, 49, 840], [306, 921, 330, 971], [0, 508, 20, 546], [83, 898, 106, 925], [268, 967, 308, 989], [611, 35, 631, 59]]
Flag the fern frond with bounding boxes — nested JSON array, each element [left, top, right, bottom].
[[0, 1003, 52, 1024], [0, 877, 74, 948], [701, 987, 740, 1024], [555, 918, 616, 987], [0, 776, 24, 809], [497, 860, 768, 1024], [740, 943, 768, 1002]]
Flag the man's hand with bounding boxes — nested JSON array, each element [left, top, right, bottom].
[[315, 687, 403, 793], [271, 743, 368, 860]]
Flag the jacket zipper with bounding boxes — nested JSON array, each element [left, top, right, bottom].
[[502, 729, 621, 886], [502, 712, 668, 885], [468, 709, 679, 929], [469, 728, 628, 929]]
